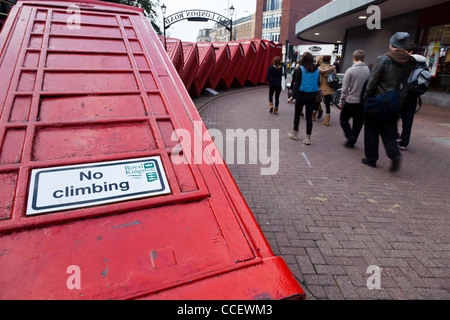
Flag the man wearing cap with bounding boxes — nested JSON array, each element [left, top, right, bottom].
[[362, 32, 413, 172]]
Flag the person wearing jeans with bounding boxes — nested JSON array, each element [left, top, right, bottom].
[[288, 52, 319, 145]]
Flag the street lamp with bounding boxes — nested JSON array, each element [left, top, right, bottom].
[[229, 5, 235, 41], [161, 3, 167, 50]]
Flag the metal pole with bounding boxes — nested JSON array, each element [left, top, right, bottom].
[[163, 15, 166, 51], [230, 18, 233, 41]]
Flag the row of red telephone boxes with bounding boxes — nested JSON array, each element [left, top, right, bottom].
[[159, 37, 282, 97]]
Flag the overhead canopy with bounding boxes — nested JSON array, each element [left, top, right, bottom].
[[295, 0, 449, 44]]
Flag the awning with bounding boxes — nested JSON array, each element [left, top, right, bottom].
[[295, 0, 449, 44]]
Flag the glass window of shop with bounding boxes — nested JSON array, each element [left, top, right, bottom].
[[419, 24, 450, 94]]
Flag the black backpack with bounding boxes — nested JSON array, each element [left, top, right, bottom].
[[406, 66, 431, 96], [327, 71, 340, 90]]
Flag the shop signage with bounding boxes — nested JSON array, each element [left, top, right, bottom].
[[27, 157, 171, 215], [309, 46, 322, 52]]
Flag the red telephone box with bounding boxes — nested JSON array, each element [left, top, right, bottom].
[[159, 36, 184, 74], [247, 39, 267, 86], [217, 41, 244, 90], [189, 42, 215, 98], [233, 40, 256, 88], [0, 0, 305, 300], [180, 42, 199, 92], [206, 43, 231, 91], [259, 40, 275, 84]]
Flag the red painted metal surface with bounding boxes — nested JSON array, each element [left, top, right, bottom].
[[189, 42, 215, 98], [275, 42, 282, 60], [159, 36, 184, 74], [206, 43, 230, 90], [259, 40, 275, 84], [233, 40, 256, 88], [180, 42, 198, 92], [247, 39, 267, 86], [0, 0, 305, 300], [217, 41, 244, 90]]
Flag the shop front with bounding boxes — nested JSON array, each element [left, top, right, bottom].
[[295, 0, 450, 107], [418, 24, 450, 94]]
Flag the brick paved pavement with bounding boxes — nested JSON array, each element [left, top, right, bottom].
[[196, 86, 450, 300]]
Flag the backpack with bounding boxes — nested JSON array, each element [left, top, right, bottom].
[[327, 71, 340, 90], [406, 67, 431, 96]]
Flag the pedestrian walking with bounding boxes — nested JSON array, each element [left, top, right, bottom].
[[288, 61, 298, 102], [397, 43, 428, 150], [362, 32, 413, 172], [312, 56, 323, 120], [318, 55, 336, 126], [266, 56, 285, 115], [288, 52, 320, 145], [339, 50, 370, 148]]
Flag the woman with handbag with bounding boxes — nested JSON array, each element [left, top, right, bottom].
[[266, 56, 285, 115], [318, 55, 336, 126], [288, 52, 320, 145]]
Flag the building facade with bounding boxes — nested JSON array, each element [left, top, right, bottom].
[[295, 0, 450, 107], [196, 28, 212, 43], [255, 0, 330, 46], [210, 14, 255, 42]]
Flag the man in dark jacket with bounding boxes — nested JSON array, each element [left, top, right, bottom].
[[362, 32, 413, 172]]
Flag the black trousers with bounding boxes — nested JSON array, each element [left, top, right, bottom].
[[269, 86, 282, 107], [340, 102, 364, 144], [399, 94, 417, 147], [364, 112, 401, 163], [294, 92, 316, 135], [323, 94, 332, 114]]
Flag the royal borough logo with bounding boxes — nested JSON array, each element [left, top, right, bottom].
[[125, 162, 158, 182]]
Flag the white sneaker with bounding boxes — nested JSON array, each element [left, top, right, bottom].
[[303, 135, 311, 145], [288, 131, 299, 140]]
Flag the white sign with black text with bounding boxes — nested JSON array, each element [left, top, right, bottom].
[[26, 157, 171, 216]]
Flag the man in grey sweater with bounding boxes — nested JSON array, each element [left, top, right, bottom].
[[339, 50, 371, 148]]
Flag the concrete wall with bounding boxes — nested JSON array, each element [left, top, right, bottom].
[[341, 11, 419, 72]]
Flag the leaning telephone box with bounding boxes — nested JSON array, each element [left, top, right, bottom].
[[159, 36, 184, 74], [0, 0, 305, 300], [206, 43, 230, 91], [259, 40, 275, 84], [180, 42, 199, 92], [247, 39, 267, 86], [232, 40, 256, 88], [275, 42, 283, 60], [189, 43, 215, 98], [217, 41, 244, 90]]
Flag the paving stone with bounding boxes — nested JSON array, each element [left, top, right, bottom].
[[196, 86, 450, 300]]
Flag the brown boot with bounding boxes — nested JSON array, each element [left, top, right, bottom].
[[274, 107, 278, 114], [269, 102, 274, 113], [323, 115, 330, 126], [312, 111, 317, 121]]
